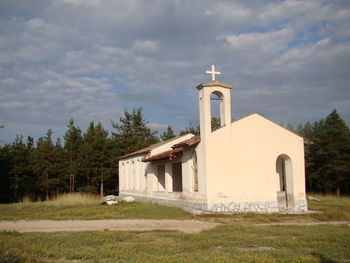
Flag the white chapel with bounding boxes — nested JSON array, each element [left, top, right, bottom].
[[118, 66, 308, 213]]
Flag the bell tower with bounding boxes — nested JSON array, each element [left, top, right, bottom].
[[195, 65, 233, 200], [196, 65, 232, 141]]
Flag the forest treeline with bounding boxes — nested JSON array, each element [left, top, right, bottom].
[[0, 108, 161, 203], [0, 108, 349, 203]]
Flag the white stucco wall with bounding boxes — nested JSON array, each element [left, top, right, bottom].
[[201, 114, 306, 204], [119, 134, 197, 196]]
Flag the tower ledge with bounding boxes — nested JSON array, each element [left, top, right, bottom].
[[196, 80, 232, 90]]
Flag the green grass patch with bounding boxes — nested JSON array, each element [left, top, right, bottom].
[[307, 194, 350, 221], [1, 194, 350, 262], [0, 194, 349, 222], [1, 224, 349, 263], [0, 200, 193, 221]]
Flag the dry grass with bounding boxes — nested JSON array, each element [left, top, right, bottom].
[[46, 193, 101, 206], [19, 193, 101, 206]]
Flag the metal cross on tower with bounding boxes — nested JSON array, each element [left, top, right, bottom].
[[205, 64, 221, 81]]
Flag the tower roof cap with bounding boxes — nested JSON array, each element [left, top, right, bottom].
[[196, 80, 232, 90]]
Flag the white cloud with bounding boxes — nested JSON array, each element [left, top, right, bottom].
[[226, 28, 293, 53], [147, 123, 168, 130], [259, 0, 318, 25], [205, 2, 253, 26], [0, 0, 350, 144], [133, 40, 158, 52], [60, 0, 101, 7]]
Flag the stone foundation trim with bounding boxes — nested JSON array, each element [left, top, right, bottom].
[[119, 193, 207, 211], [119, 193, 309, 213], [293, 199, 308, 212], [207, 200, 279, 213]]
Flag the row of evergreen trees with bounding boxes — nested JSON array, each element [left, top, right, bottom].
[[296, 110, 350, 196], [0, 109, 349, 203], [0, 108, 172, 203]]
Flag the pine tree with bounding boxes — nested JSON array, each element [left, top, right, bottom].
[[0, 145, 12, 203], [8, 135, 34, 202], [32, 129, 63, 200], [54, 138, 67, 194], [161, 126, 176, 141], [211, 117, 221, 131], [9, 136, 27, 201], [297, 122, 314, 191], [64, 119, 83, 192], [307, 110, 350, 195], [90, 123, 112, 197], [112, 108, 159, 156], [180, 122, 200, 136], [78, 122, 97, 193], [79, 122, 116, 196], [286, 124, 295, 133]]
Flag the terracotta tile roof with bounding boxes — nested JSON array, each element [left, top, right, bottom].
[[142, 136, 200, 162], [141, 147, 184, 162], [118, 134, 194, 160], [117, 147, 151, 160], [172, 136, 200, 148]]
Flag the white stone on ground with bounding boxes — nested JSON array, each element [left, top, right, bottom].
[[308, 196, 321, 201], [122, 196, 135, 203], [106, 200, 118, 205], [101, 195, 118, 204]]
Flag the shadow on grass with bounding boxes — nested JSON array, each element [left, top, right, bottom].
[[0, 250, 36, 263], [311, 252, 340, 263]]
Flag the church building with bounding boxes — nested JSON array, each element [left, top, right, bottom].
[[118, 66, 308, 213]]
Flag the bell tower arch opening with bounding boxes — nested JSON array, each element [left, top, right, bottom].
[[197, 65, 233, 138], [210, 90, 225, 131]]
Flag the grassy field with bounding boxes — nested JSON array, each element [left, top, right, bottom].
[[1, 194, 350, 262], [0, 194, 349, 223], [0, 193, 192, 221], [1, 224, 349, 263]]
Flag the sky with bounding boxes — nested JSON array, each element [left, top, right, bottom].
[[1, 0, 350, 145]]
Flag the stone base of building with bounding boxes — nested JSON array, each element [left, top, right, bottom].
[[291, 199, 308, 212], [119, 193, 308, 213]]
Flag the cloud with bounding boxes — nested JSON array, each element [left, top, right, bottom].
[[60, 0, 102, 7], [258, 0, 318, 25], [0, 0, 349, 144], [226, 28, 293, 53], [132, 40, 158, 52], [147, 123, 168, 130]]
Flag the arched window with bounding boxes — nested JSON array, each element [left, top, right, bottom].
[[210, 91, 225, 131]]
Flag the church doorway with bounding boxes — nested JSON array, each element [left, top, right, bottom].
[[172, 162, 183, 192], [276, 154, 293, 210]]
